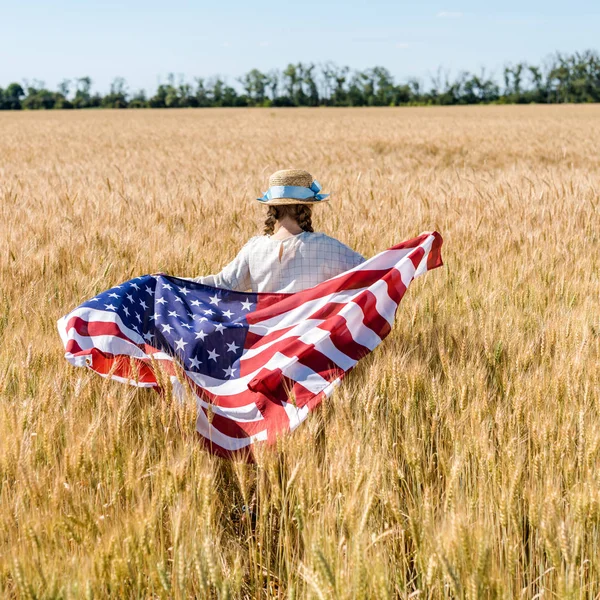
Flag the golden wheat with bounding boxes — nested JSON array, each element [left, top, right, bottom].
[[1, 106, 599, 598]]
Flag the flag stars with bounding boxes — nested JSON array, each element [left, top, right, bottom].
[[90, 278, 253, 382], [175, 338, 188, 351], [226, 341, 239, 353]]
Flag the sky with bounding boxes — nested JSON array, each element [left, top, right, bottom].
[[1, 0, 599, 94]]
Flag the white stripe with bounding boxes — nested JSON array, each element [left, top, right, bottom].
[[248, 287, 370, 333], [243, 319, 320, 359], [324, 245, 422, 280], [246, 321, 357, 371], [185, 349, 330, 396], [63, 353, 92, 368], [366, 254, 421, 327], [414, 234, 435, 277], [366, 279, 399, 326], [249, 240, 433, 334], [62, 328, 173, 363], [276, 352, 331, 394], [170, 377, 264, 423], [57, 307, 146, 346], [330, 301, 382, 350], [195, 406, 268, 452], [65, 322, 329, 400], [89, 369, 158, 388], [64, 330, 150, 359], [305, 330, 357, 370], [238, 319, 356, 370], [281, 401, 310, 430]]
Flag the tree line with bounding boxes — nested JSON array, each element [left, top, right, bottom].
[[2, 50, 599, 110]]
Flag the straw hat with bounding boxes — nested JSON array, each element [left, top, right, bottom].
[[256, 169, 330, 206]]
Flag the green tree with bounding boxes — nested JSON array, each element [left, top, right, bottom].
[[101, 77, 129, 108], [3, 82, 25, 109]]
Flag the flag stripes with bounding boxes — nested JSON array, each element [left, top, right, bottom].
[[58, 231, 443, 458]]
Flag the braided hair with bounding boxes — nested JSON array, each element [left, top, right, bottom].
[[263, 204, 314, 235]]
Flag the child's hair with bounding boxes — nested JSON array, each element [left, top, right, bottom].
[[263, 204, 314, 235]]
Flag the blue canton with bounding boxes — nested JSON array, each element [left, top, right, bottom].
[[83, 275, 257, 379]]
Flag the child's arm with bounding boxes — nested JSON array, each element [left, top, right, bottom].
[[189, 242, 252, 292]]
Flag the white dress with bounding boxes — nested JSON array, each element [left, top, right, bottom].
[[193, 231, 365, 293]]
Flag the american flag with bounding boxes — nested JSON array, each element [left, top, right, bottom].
[[58, 232, 443, 457]]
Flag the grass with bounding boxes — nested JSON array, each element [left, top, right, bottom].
[[1, 106, 599, 598]]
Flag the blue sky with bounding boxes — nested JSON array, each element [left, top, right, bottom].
[[1, 0, 598, 94]]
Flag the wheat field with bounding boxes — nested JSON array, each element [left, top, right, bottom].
[[1, 106, 599, 598]]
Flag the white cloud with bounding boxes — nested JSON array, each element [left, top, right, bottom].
[[395, 42, 410, 48], [259, 41, 270, 47], [437, 11, 463, 18], [221, 42, 231, 48]]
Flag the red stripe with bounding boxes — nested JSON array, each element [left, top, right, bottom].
[[245, 300, 348, 350], [409, 247, 425, 270], [351, 290, 392, 339], [200, 406, 267, 439], [247, 236, 436, 326], [186, 379, 259, 409], [384, 267, 408, 304], [307, 301, 346, 321], [247, 268, 395, 325], [389, 232, 431, 251], [65, 339, 85, 354], [65, 315, 142, 348], [240, 336, 345, 381], [245, 324, 295, 350], [84, 349, 160, 384], [317, 314, 372, 361]]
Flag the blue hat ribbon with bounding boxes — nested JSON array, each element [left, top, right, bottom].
[[257, 180, 330, 202]]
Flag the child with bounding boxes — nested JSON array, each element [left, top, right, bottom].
[[193, 169, 364, 293]]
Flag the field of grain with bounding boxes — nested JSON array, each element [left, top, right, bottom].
[[1, 106, 599, 598]]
